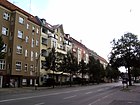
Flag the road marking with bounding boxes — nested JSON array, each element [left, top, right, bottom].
[[0, 89, 80, 103], [88, 92, 117, 105], [63, 95, 77, 99], [0, 84, 120, 103], [97, 89, 103, 92], [34, 102, 45, 105], [85, 91, 93, 94]]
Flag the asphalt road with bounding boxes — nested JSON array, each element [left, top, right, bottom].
[[0, 82, 125, 105]]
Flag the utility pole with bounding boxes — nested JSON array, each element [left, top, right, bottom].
[[29, 0, 31, 13]]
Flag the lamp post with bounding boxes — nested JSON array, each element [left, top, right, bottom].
[[35, 53, 41, 90]]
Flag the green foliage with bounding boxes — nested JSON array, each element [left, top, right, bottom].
[[109, 33, 140, 68], [78, 59, 87, 85], [45, 47, 56, 71], [109, 32, 140, 85], [131, 67, 140, 81], [105, 64, 120, 82], [78, 59, 87, 77], [87, 56, 105, 83], [59, 51, 78, 86]]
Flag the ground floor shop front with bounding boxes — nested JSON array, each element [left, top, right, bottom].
[[0, 75, 39, 88]]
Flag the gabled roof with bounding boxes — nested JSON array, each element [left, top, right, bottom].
[[35, 16, 54, 32], [64, 34, 71, 41], [1, 0, 39, 25], [53, 24, 64, 34]]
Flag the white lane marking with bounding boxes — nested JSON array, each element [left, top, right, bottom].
[[63, 95, 77, 99], [0, 89, 79, 103], [0, 84, 119, 103], [88, 92, 117, 105], [97, 89, 103, 92], [85, 91, 93, 94], [34, 102, 45, 105]]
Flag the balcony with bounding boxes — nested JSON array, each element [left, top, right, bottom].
[[42, 38, 48, 45], [41, 49, 48, 57]]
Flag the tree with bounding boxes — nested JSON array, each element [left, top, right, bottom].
[[131, 67, 140, 82], [87, 56, 105, 84], [0, 36, 5, 58], [78, 59, 87, 85], [87, 56, 95, 83], [45, 47, 56, 88], [109, 32, 140, 86], [60, 51, 78, 86], [105, 64, 120, 82]]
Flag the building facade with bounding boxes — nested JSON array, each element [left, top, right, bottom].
[[88, 49, 108, 69], [0, 0, 41, 87], [70, 37, 89, 64], [36, 17, 72, 85]]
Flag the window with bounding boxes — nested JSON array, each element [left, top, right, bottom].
[[18, 30, 23, 39], [16, 45, 22, 54], [36, 39, 39, 46], [25, 36, 29, 43], [0, 60, 6, 70], [2, 27, 8, 36], [24, 64, 28, 72], [16, 61, 22, 71], [3, 12, 10, 20], [27, 24, 29, 29], [35, 52, 38, 59], [19, 17, 24, 24], [1, 44, 7, 52], [25, 49, 28, 57], [32, 26, 35, 34], [31, 51, 34, 61], [37, 28, 39, 34], [31, 38, 34, 47], [30, 65, 34, 71], [42, 38, 47, 45], [53, 41, 56, 48]]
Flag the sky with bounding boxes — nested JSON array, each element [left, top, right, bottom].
[[8, 0, 140, 65]]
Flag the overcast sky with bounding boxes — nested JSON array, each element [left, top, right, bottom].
[[8, 0, 140, 63]]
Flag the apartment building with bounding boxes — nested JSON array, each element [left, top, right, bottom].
[[36, 17, 72, 85], [70, 37, 89, 64], [70, 37, 89, 79], [0, 0, 40, 87], [88, 49, 108, 69]]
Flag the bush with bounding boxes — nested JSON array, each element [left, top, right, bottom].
[[43, 78, 55, 87]]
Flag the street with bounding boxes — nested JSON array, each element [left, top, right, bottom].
[[0, 82, 140, 105]]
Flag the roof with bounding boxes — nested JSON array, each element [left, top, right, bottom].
[[70, 37, 88, 50], [64, 34, 71, 41], [0, 0, 40, 25], [35, 16, 54, 32]]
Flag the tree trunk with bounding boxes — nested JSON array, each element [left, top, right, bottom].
[[128, 67, 132, 86], [69, 74, 72, 87], [53, 70, 55, 88]]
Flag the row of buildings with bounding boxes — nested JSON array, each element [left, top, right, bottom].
[[0, 0, 108, 88]]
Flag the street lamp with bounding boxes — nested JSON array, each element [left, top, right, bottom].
[[35, 53, 41, 90]]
